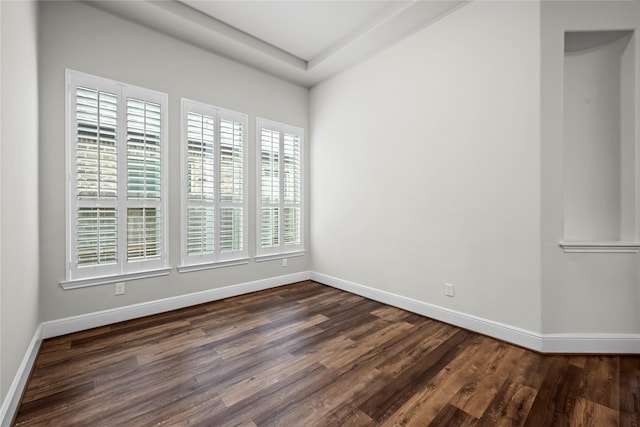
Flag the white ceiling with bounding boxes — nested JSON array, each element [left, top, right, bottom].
[[86, 0, 468, 87], [181, 1, 397, 61]]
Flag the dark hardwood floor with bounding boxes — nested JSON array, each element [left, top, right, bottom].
[[14, 280, 640, 426]]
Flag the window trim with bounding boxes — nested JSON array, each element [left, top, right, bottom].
[[64, 69, 169, 286], [255, 117, 305, 259], [179, 98, 249, 270], [254, 251, 306, 263], [60, 268, 172, 290]]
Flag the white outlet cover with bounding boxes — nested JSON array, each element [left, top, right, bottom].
[[115, 282, 125, 295], [445, 283, 454, 297]]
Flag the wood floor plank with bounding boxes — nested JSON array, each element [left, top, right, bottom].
[[258, 365, 386, 427], [219, 352, 303, 406], [14, 381, 95, 425], [214, 313, 329, 359], [150, 387, 226, 427], [579, 355, 620, 410], [375, 319, 459, 379], [208, 362, 330, 427], [319, 321, 414, 370], [326, 409, 377, 427], [473, 380, 538, 427], [306, 328, 429, 424], [380, 336, 501, 426], [571, 396, 619, 427], [135, 327, 212, 365], [620, 356, 640, 427], [359, 329, 475, 423], [20, 355, 139, 404], [505, 346, 554, 390], [450, 343, 525, 418], [78, 374, 201, 426], [428, 403, 477, 427], [523, 357, 583, 427], [13, 281, 640, 426]]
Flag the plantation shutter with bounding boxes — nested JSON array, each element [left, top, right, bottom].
[[66, 70, 168, 283], [283, 133, 301, 246], [186, 111, 215, 256], [256, 118, 304, 258], [181, 99, 247, 269], [75, 86, 119, 268], [260, 128, 280, 249], [219, 118, 244, 253], [126, 98, 162, 262]]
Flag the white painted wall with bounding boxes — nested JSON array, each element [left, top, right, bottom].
[[541, 1, 640, 334], [38, 1, 309, 322], [0, 0, 3, 403], [0, 0, 40, 400], [310, 0, 542, 332]]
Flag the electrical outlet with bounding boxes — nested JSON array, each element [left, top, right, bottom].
[[282, 258, 288, 267], [445, 283, 455, 297], [115, 282, 125, 295]]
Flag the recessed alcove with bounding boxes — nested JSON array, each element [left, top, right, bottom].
[[561, 30, 639, 253]]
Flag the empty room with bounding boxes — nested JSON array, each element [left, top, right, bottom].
[[1, 0, 639, 425]]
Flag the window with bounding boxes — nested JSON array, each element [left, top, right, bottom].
[[64, 70, 168, 286], [180, 99, 248, 271], [256, 118, 304, 259]]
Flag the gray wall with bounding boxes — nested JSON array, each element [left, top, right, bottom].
[[310, 0, 542, 332], [38, 1, 310, 322], [541, 1, 640, 334], [1, 0, 40, 401]]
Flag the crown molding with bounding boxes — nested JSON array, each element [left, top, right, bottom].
[[83, 0, 468, 87]]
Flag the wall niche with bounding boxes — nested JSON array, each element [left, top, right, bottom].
[[561, 30, 639, 252]]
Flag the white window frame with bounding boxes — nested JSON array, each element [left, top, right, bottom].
[[255, 117, 305, 260], [179, 99, 249, 272], [63, 70, 169, 288]]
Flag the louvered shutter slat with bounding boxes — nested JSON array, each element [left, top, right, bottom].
[[220, 118, 244, 253], [76, 207, 118, 265], [76, 87, 118, 200], [187, 207, 214, 255], [75, 85, 120, 266], [186, 112, 216, 257], [127, 207, 161, 261], [125, 98, 163, 262], [127, 99, 162, 200]]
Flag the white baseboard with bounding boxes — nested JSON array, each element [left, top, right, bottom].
[[42, 271, 311, 339], [310, 272, 640, 354], [0, 324, 42, 427], [542, 334, 640, 354]]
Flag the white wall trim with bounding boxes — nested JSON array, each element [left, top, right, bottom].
[[310, 272, 640, 354], [559, 241, 640, 253], [542, 333, 640, 354], [0, 324, 42, 427], [42, 271, 311, 339]]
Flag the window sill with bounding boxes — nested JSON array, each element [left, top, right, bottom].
[[61, 267, 172, 290], [254, 250, 306, 263], [559, 241, 640, 253], [178, 258, 250, 273]]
